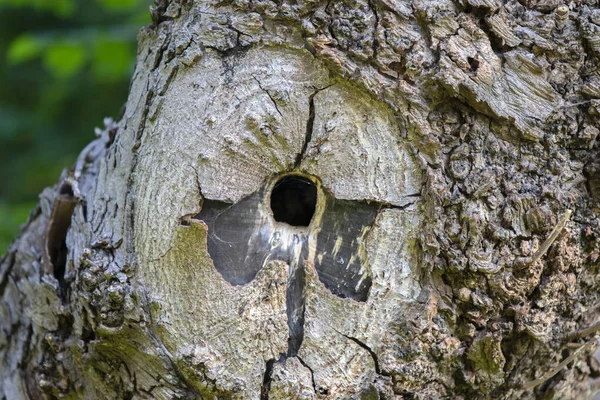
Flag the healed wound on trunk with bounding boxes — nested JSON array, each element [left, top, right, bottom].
[[194, 171, 394, 363], [196, 172, 378, 301]]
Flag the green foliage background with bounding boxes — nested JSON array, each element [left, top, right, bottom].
[[0, 0, 151, 253]]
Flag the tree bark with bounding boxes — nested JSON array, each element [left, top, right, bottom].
[[2, 0, 600, 398]]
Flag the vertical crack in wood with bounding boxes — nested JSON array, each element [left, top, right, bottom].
[[294, 86, 334, 169], [260, 358, 276, 400], [295, 91, 317, 168], [0, 251, 15, 298], [297, 356, 318, 394]]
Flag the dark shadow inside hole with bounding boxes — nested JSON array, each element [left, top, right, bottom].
[[270, 175, 317, 227], [46, 191, 76, 300], [467, 56, 480, 72]]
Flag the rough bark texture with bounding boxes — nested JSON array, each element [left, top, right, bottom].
[[2, 0, 600, 398]]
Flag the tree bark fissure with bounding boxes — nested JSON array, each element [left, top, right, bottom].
[[253, 75, 284, 117], [335, 328, 386, 377], [294, 87, 322, 168]]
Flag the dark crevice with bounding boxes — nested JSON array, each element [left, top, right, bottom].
[[17, 324, 33, 369], [157, 65, 179, 96], [152, 38, 170, 71], [294, 85, 333, 168], [133, 79, 155, 146], [467, 56, 480, 72], [45, 183, 77, 299], [295, 91, 317, 167], [324, 0, 337, 44], [149, 0, 169, 26], [479, 16, 508, 56], [80, 307, 97, 343], [0, 252, 15, 298], [338, 331, 387, 376], [252, 75, 283, 116], [383, 198, 420, 211], [260, 358, 276, 400], [297, 356, 317, 394], [327, 24, 338, 44], [59, 181, 74, 197]]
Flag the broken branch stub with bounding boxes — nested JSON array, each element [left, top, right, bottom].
[[134, 47, 422, 398]]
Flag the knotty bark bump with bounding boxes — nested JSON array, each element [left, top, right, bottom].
[[2, 0, 600, 399]]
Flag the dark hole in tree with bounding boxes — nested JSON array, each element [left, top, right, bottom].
[[467, 56, 480, 72], [46, 187, 76, 300], [270, 175, 317, 227]]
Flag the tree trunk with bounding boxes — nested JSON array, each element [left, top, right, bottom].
[[2, 0, 600, 398]]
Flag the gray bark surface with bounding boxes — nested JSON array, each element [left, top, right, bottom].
[[2, 0, 600, 398]]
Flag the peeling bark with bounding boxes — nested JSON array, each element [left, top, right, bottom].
[[3, 0, 600, 399]]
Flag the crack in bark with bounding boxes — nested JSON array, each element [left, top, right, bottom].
[[0, 251, 15, 298], [297, 356, 318, 394], [294, 91, 317, 168], [157, 65, 179, 96], [44, 183, 77, 299], [294, 86, 333, 168], [252, 75, 283, 116], [17, 324, 33, 370], [383, 197, 420, 211], [334, 329, 387, 376], [260, 358, 276, 400]]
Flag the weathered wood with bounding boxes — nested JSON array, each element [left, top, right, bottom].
[[2, 0, 600, 399]]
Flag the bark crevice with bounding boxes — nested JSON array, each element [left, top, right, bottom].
[[294, 85, 333, 169], [260, 358, 277, 400], [252, 75, 283, 117], [336, 329, 386, 376]]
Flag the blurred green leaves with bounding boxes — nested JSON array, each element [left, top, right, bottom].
[[0, 0, 76, 17], [97, 0, 140, 12], [0, 0, 144, 16], [0, 0, 151, 253], [43, 40, 86, 78], [8, 31, 136, 80], [6, 33, 43, 63], [0, 200, 38, 250], [93, 38, 133, 82]]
